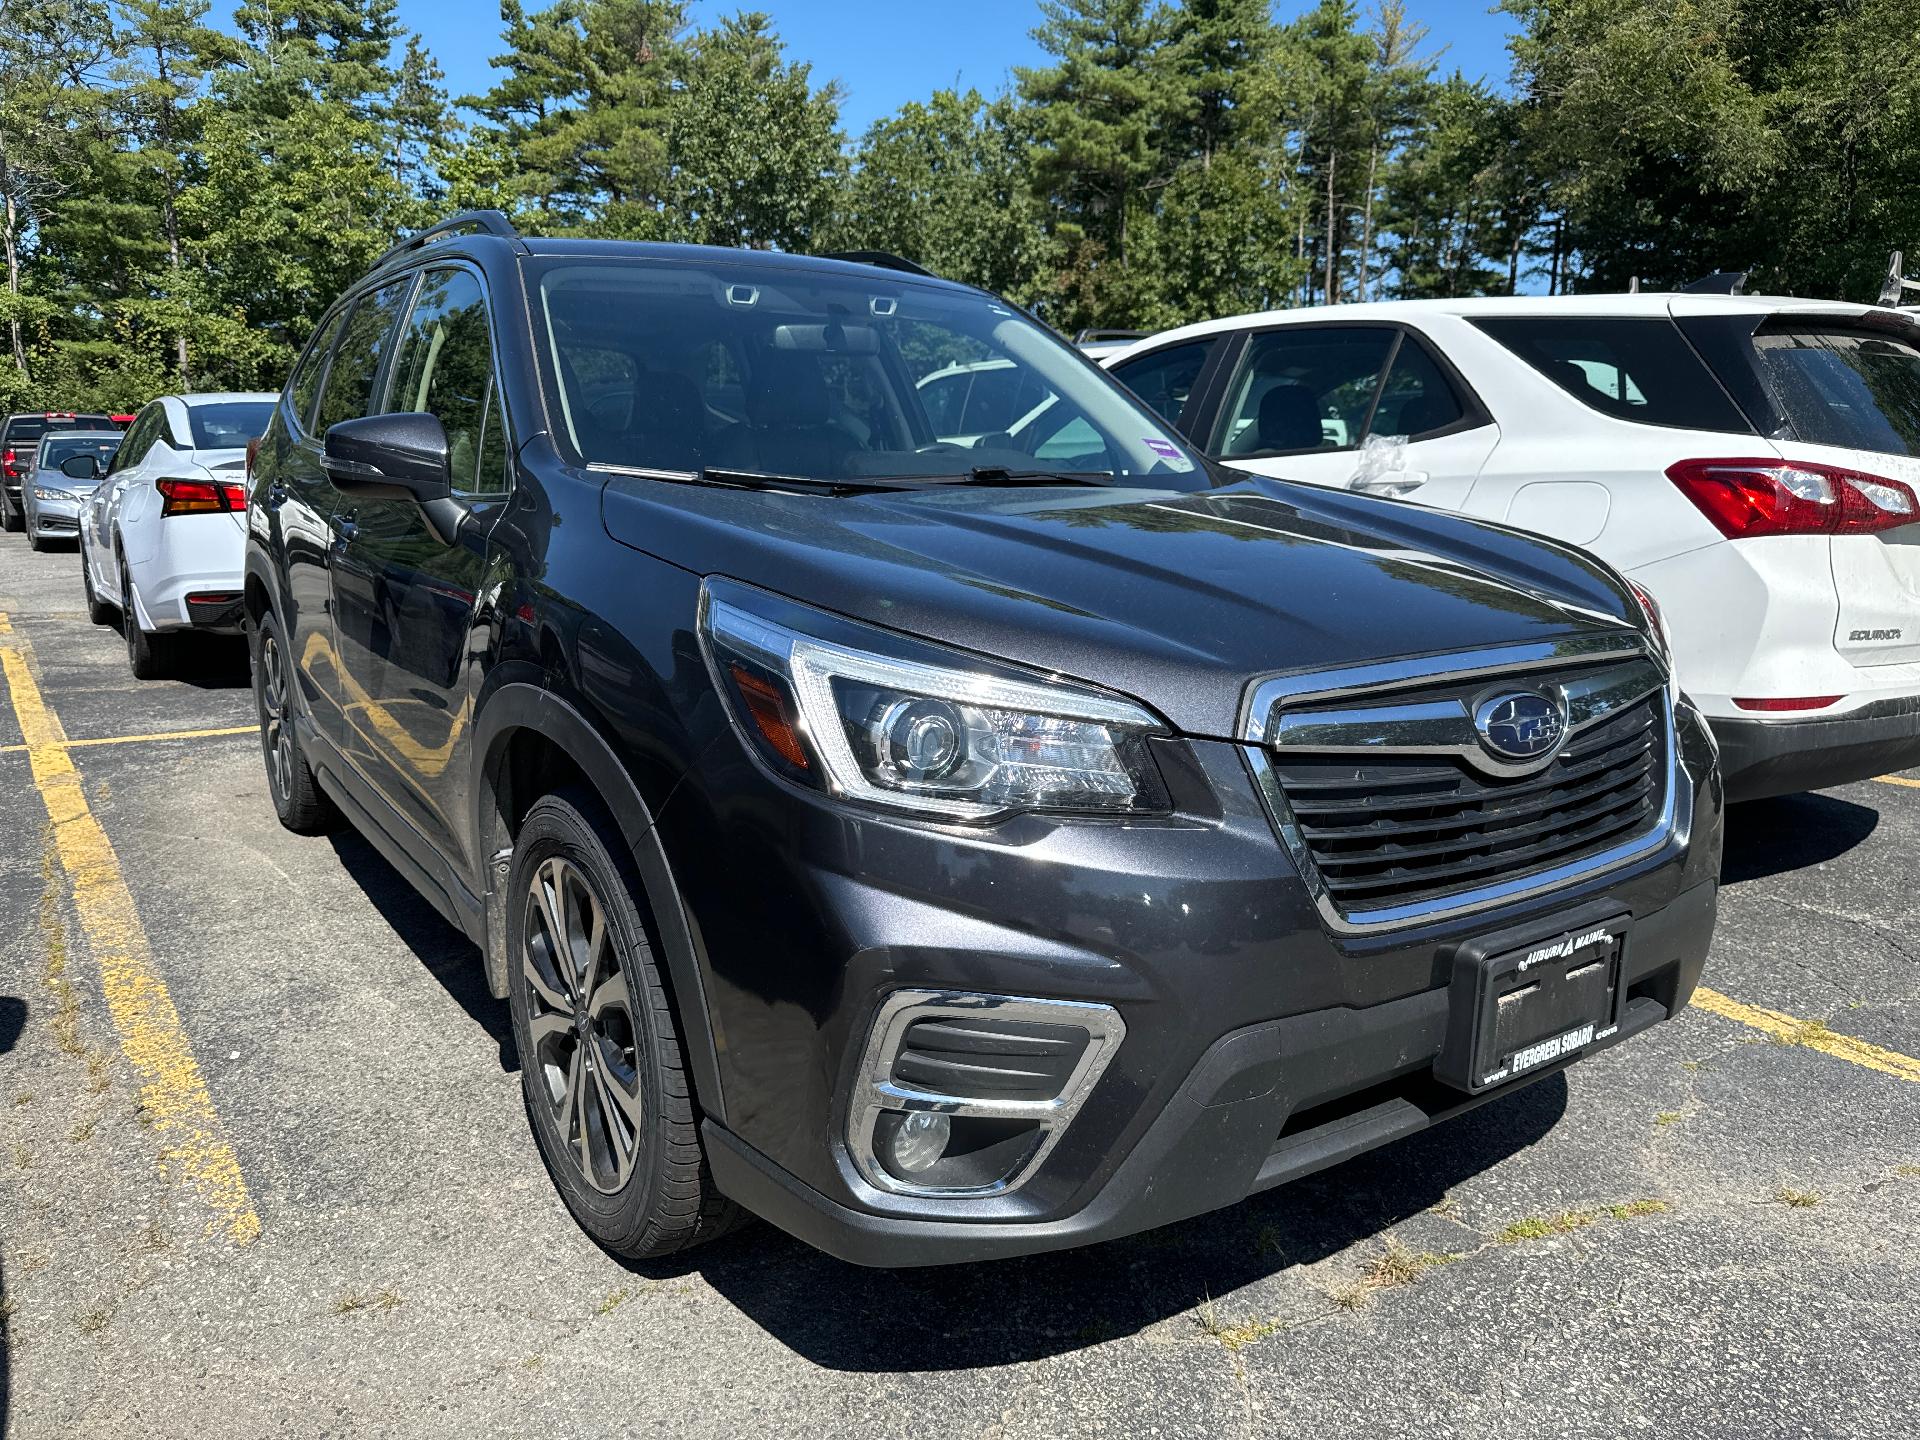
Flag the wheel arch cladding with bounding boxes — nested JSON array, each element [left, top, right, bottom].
[[472, 681, 728, 1126]]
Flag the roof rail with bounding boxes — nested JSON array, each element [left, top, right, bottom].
[[1074, 328, 1148, 344], [1680, 270, 1748, 296], [372, 209, 525, 272], [1879, 251, 1920, 308], [820, 250, 936, 278]]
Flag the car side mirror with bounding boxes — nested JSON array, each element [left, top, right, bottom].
[[60, 454, 100, 480], [323, 413, 466, 543], [324, 412, 452, 500]]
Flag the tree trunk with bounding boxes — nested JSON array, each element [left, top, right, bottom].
[[1359, 134, 1379, 303], [156, 46, 190, 387], [1, 146, 25, 375], [1507, 220, 1521, 296], [1323, 146, 1337, 304]]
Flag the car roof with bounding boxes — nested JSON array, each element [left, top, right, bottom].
[[370, 231, 984, 300], [37, 430, 121, 443], [1107, 291, 1892, 359]]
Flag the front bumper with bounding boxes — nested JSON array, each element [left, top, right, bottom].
[[706, 877, 1714, 1267], [1712, 697, 1920, 802], [666, 701, 1724, 1267], [28, 494, 82, 537]]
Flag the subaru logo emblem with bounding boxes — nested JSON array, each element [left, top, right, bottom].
[[1474, 691, 1566, 763]]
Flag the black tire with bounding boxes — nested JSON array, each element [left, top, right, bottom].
[[120, 557, 174, 680], [251, 609, 333, 833], [507, 790, 742, 1260], [26, 521, 45, 552], [0, 494, 19, 533], [80, 542, 114, 624]]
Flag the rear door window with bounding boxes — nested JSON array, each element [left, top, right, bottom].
[[1109, 339, 1214, 431], [1747, 327, 1920, 457], [290, 309, 346, 433], [1214, 327, 1399, 457], [1472, 316, 1751, 434], [317, 278, 413, 436]]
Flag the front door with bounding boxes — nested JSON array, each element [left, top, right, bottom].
[[332, 266, 515, 879]]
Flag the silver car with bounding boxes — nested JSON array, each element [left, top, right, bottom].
[[24, 430, 120, 552]]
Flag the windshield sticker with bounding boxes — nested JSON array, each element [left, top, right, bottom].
[[1144, 436, 1193, 470]]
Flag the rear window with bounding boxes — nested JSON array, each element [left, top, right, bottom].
[[1472, 316, 1752, 434], [1748, 327, 1920, 457], [186, 401, 274, 450]]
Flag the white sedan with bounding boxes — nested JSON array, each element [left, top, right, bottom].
[[79, 392, 276, 678], [1104, 293, 1920, 801]]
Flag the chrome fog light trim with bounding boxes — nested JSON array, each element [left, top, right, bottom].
[[847, 990, 1125, 1199]]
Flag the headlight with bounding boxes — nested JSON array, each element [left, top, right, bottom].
[[31, 486, 68, 502], [699, 582, 1169, 820]]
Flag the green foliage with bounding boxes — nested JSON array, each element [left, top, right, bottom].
[[3, 0, 1916, 414]]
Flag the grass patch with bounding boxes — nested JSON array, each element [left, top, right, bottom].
[[1253, 1224, 1287, 1259], [595, 1287, 629, 1316], [1362, 1237, 1455, 1290], [12, 1093, 31, 1106], [139, 1219, 169, 1253], [41, 842, 86, 1060], [523, 1354, 544, 1372], [373, 1289, 402, 1312], [1328, 1282, 1370, 1311], [1654, 1111, 1683, 1127], [76, 1306, 113, 1335], [1774, 1187, 1820, 1209], [1214, 1316, 1285, 1351], [1894, 1165, 1920, 1179], [69, 1116, 97, 1142], [334, 1292, 368, 1315], [12, 1142, 32, 1170], [1498, 1210, 1595, 1243], [1605, 1199, 1670, 1220], [86, 1052, 110, 1095]]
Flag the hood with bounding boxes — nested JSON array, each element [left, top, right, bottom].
[[599, 468, 1644, 740]]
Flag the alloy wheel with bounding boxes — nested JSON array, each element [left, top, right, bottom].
[[522, 855, 644, 1194], [258, 630, 294, 802]]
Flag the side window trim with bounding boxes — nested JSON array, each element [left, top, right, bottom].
[[391, 259, 514, 499]]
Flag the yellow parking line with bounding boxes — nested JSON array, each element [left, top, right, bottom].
[[1875, 773, 1920, 790], [0, 723, 254, 755], [1692, 986, 1920, 1084], [0, 613, 260, 1244]]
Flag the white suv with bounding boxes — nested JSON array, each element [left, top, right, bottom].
[[79, 392, 276, 677], [1105, 295, 1920, 801]]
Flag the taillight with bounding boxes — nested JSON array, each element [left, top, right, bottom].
[[1667, 458, 1920, 538], [2, 448, 18, 479], [156, 477, 248, 516]]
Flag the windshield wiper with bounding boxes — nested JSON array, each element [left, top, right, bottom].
[[963, 466, 1116, 487], [691, 466, 918, 496]]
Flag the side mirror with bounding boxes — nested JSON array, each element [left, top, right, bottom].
[[323, 412, 453, 501], [60, 454, 101, 480]]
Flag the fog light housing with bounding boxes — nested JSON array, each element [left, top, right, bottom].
[[849, 990, 1125, 1198]]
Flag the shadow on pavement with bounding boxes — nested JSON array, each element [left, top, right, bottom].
[[0, 995, 23, 1056], [325, 827, 516, 1071], [659, 1072, 1568, 1371], [1721, 790, 1879, 885]]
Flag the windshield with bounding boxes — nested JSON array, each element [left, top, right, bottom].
[[1749, 327, 1920, 457], [187, 400, 274, 450], [531, 259, 1203, 485], [38, 434, 119, 478]]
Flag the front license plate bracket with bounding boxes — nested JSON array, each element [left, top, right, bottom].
[[1435, 901, 1629, 1095]]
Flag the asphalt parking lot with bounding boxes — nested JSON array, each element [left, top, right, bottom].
[[1, 538, 1917, 1439]]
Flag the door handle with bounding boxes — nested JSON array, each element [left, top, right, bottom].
[[334, 512, 358, 546]]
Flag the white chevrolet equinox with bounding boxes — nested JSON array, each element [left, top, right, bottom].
[[1106, 294, 1920, 800]]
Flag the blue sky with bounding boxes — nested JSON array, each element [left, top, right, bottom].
[[386, 0, 1522, 136]]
